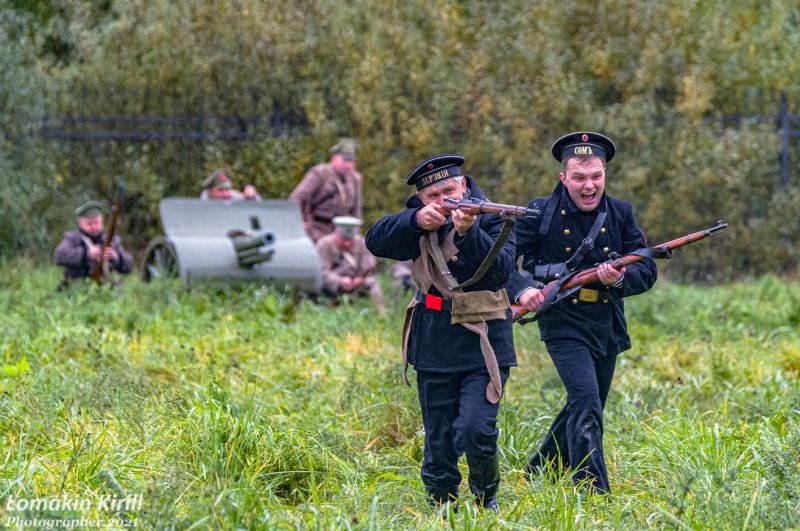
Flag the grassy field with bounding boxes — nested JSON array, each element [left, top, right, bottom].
[[1, 261, 799, 529]]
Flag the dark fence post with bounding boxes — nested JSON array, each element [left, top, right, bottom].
[[780, 91, 789, 188]]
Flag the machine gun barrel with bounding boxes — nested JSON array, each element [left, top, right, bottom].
[[233, 231, 275, 253], [231, 231, 276, 267]]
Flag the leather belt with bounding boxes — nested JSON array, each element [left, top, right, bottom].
[[570, 288, 609, 304], [414, 289, 452, 312]]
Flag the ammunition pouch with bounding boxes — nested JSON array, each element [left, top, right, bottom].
[[450, 289, 509, 325], [532, 262, 568, 282]]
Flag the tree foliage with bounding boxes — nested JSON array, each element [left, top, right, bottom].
[[2, 0, 799, 278]]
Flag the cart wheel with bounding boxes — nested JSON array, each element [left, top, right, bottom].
[[140, 237, 179, 282]]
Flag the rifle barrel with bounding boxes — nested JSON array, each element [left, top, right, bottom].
[[512, 221, 727, 323], [442, 197, 536, 217]]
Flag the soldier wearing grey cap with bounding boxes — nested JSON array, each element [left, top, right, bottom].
[[365, 154, 516, 513], [200, 168, 261, 201], [289, 138, 362, 242], [507, 131, 658, 494], [53, 200, 133, 286], [315, 216, 385, 314]]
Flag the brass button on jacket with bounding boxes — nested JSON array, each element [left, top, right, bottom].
[[563, 229, 570, 236]]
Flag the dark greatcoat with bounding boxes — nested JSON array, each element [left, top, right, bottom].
[[507, 181, 657, 494], [53, 230, 134, 282], [506, 183, 657, 354], [365, 177, 517, 373]]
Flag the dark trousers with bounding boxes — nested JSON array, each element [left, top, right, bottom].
[[416, 368, 509, 500], [532, 338, 617, 493]]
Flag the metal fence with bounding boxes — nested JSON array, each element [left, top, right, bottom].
[[22, 85, 800, 196], [780, 92, 800, 187], [32, 83, 309, 195]]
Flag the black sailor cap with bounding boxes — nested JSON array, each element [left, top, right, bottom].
[[551, 132, 616, 163], [405, 154, 465, 190]]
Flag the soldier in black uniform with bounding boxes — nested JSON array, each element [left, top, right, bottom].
[[365, 155, 517, 512], [507, 132, 657, 494]]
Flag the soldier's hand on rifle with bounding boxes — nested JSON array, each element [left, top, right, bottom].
[[518, 287, 545, 312], [103, 247, 118, 262], [597, 262, 624, 286], [416, 203, 449, 231], [352, 276, 365, 288], [452, 209, 477, 235], [340, 276, 355, 292], [87, 244, 102, 262]]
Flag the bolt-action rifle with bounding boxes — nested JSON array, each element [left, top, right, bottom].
[[91, 195, 122, 284], [512, 221, 728, 324], [442, 197, 540, 218]]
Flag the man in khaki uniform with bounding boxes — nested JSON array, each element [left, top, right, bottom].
[[53, 200, 134, 287], [316, 216, 385, 314], [200, 168, 260, 200], [289, 139, 362, 242]]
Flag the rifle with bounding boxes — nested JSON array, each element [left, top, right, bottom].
[[512, 221, 728, 324], [91, 195, 122, 284], [442, 197, 540, 218]]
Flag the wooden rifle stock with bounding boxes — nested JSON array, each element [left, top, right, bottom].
[[442, 197, 539, 218], [511, 221, 728, 322], [91, 196, 122, 284]]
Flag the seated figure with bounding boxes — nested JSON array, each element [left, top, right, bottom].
[[315, 216, 385, 314]]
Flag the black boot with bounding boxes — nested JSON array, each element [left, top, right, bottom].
[[467, 453, 500, 513], [426, 486, 458, 516]]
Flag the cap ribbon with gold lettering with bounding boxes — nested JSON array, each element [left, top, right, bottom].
[[405, 155, 465, 190], [551, 132, 616, 163]]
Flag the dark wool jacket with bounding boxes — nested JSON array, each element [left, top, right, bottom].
[[53, 230, 134, 280], [365, 177, 517, 372], [506, 183, 657, 355]]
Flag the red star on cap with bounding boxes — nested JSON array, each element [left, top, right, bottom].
[[582, 134, 588, 141], [427, 163, 434, 169], [219, 175, 229, 182]]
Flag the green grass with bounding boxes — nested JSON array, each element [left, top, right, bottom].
[[1, 261, 799, 529]]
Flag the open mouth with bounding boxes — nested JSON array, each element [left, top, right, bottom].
[[581, 191, 597, 203]]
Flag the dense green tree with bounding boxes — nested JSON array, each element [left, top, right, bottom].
[[1, 0, 798, 278]]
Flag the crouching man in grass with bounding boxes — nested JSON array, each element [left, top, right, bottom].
[[53, 200, 134, 288], [507, 132, 658, 494], [365, 155, 517, 513]]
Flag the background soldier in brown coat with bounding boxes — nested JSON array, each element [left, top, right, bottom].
[[53, 201, 134, 286], [289, 138, 362, 242], [316, 216, 385, 314]]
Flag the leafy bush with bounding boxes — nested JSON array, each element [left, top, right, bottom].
[[2, 0, 799, 279]]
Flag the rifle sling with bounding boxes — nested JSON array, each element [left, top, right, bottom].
[[400, 224, 509, 404], [564, 211, 606, 271], [538, 195, 558, 237], [454, 216, 516, 289]]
